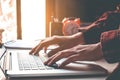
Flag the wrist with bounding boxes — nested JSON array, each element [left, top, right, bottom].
[[71, 32, 85, 45], [88, 23, 97, 30], [96, 42, 104, 59]]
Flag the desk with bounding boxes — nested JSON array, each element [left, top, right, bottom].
[[0, 47, 118, 80]]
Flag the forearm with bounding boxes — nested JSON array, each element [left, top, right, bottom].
[[70, 32, 85, 45], [80, 42, 103, 61], [86, 22, 98, 30]]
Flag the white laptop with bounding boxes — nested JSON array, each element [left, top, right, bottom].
[[0, 43, 108, 78], [3, 40, 40, 49]]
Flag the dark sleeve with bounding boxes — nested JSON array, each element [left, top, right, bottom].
[[83, 11, 120, 44], [100, 29, 120, 63]]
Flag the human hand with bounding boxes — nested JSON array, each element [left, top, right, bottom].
[[44, 42, 103, 68], [29, 32, 84, 56]]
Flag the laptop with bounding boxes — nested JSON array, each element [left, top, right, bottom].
[[0, 43, 108, 78], [4, 40, 57, 50]]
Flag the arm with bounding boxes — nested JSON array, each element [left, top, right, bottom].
[[100, 29, 120, 63], [44, 29, 120, 67], [44, 42, 103, 68], [78, 12, 111, 44], [81, 11, 120, 44], [78, 11, 109, 32]]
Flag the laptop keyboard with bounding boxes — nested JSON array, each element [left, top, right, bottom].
[[17, 52, 54, 70]]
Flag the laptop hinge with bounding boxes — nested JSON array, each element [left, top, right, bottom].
[[0, 53, 8, 78]]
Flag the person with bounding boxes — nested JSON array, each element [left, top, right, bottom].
[[29, 4, 120, 80], [79, 3, 120, 44]]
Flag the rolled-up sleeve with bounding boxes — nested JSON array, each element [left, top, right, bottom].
[[100, 29, 120, 63]]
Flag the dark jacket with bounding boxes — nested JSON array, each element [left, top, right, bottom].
[[83, 10, 120, 44]]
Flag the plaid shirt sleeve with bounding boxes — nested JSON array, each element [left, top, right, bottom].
[[100, 29, 120, 63]]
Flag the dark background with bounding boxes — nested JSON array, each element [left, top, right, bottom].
[[46, 0, 120, 36]]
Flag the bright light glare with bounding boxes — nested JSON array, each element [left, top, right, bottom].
[[21, 0, 45, 40]]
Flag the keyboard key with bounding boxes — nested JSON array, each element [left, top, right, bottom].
[[17, 52, 54, 70]]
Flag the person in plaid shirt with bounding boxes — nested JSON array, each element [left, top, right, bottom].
[[30, 4, 120, 80]]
